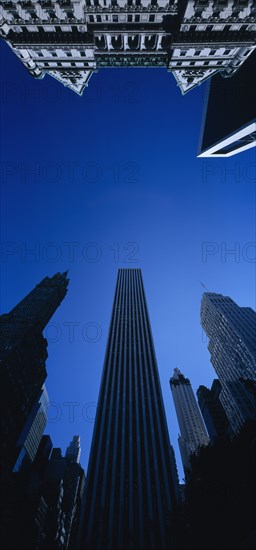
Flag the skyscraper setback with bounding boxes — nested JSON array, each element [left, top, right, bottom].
[[201, 293, 256, 433], [169, 368, 209, 474], [80, 269, 179, 550]]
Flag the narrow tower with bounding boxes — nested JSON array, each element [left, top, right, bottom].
[[81, 269, 179, 550], [170, 368, 209, 474], [65, 435, 81, 464]]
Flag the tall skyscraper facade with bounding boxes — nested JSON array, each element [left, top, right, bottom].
[[0, 271, 69, 473], [80, 269, 179, 550], [169, 368, 209, 473], [1, 1, 255, 95], [201, 293, 256, 433]]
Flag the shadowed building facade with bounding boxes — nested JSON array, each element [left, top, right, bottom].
[[0, 272, 69, 475], [197, 380, 232, 442], [198, 48, 256, 158], [80, 269, 179, 550]]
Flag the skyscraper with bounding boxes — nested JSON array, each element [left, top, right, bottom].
[[1, 433, 86, 550], [80, 269, 179, 550], [65, 435, 81, 464], [1, 1, 255, 95], [170, 368, 209, 474], [13, 384, 50, 472], [201, 293, 256, 433], [198, 48, 256, 157], [0, 271, 69, 474], [197, 380, 232, 442]]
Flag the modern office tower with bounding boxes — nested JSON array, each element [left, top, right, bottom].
[[80, 269, 179, 550], [13, 384, 50, 472], [201, 293, 256, 433], [197, 380, 232, 442], [0, 271, 69, 474], [170, 368, 210, 473], [0, 1, 255, 95], [198, 47, 256, 157]]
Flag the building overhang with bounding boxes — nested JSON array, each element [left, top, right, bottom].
[[197, 121, 256, 158]]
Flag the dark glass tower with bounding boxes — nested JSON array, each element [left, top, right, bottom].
[[81, 269, 179, 550], [197, 380, 232, 442], [0, 272, 69, 474]]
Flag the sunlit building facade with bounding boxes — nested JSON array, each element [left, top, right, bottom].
[[1, 0, 255, 95]]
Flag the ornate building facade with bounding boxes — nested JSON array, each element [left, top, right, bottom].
[[1, 0, 255, 95]]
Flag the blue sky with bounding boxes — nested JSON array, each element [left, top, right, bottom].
[[1, 40, 255, 480]]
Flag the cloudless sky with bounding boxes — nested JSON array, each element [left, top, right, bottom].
[[1, 40, 255, 480]]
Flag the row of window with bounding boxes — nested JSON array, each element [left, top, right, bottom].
[[173, 60, 225, 66], [178, 48, 232, 56], [87, 13, 161, 22], [6, 11, 163, 23], [41, 61, 90, 67], [36, 50, 89, 57]]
